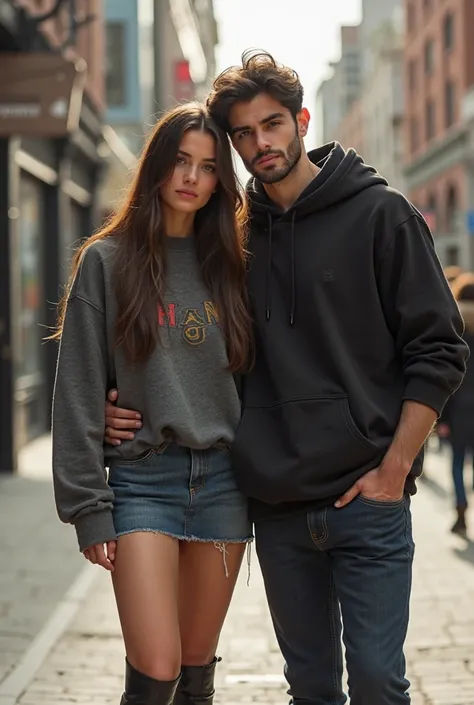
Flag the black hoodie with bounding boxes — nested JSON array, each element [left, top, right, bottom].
[[233, 142, 468, 520]]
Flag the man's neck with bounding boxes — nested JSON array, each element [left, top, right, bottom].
[[263, 154, 320, 211]]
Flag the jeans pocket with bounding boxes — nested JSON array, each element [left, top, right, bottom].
[[113, 442, 169, 467], [356, 494, 406, 508]]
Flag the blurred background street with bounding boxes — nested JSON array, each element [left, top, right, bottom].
[[1, 0, 474, 702]]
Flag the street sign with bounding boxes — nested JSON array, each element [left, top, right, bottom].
[[0, 53, 86, 137]]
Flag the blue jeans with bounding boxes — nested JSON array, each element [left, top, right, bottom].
[[451, 443, 469, 506], [255, 495, 414, 705]]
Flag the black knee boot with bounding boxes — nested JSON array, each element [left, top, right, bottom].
[[120, 659, 180, 704], [174, 657, 221, 704]]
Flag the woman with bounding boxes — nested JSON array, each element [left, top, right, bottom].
[[51, 103, 253, 705], [437, 272, 474, 537]]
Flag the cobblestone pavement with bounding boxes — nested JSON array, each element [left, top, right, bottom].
[[0, 436, 82, 690], [4, 446, 474, 704]]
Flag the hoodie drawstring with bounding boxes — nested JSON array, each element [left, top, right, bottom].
[[265, 212, 273, 320], [290, 211, 296, 326], [265, 211, 297, 326]]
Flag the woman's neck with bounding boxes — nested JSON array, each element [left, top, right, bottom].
[[162, 203, 195, 238]]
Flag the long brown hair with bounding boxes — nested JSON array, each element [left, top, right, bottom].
[[53, 103, 252, 372]]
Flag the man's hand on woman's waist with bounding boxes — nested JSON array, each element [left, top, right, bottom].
[[104, 388, 142, 446]]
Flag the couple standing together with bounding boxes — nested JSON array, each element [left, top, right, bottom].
[[52, 51, 468, 705]]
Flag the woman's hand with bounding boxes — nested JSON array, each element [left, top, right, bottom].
[[83, 541, 117, 571]]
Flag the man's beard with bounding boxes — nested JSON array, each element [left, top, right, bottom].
[[244, 128, 302, 184]]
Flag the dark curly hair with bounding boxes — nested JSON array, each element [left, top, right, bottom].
[[207, 50, 304, 133]]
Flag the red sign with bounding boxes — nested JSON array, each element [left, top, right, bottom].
[[174, 60, 195, 102]]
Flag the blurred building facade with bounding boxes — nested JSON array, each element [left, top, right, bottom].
[[0, 0, 219, 473], [316, 0, 474, 268], [0, 0, 110, 472], [154, 0, 218, 108], [104, 0, 155, 155], [315, 25, 362, 146], [99, 0, 219, 216], [403, 0, 474, 268], [317, 2, 406, 190], [362, 7, 405, 192]]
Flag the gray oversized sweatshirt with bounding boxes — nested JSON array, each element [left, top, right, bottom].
[[52, 235, 241, 552]]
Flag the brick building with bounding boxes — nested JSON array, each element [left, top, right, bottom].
[[0, 0, 109, 472], [334, 98, 365, 157], [403, 0, 474, 266]]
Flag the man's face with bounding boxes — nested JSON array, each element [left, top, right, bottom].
[[228, 93, 306, 184]]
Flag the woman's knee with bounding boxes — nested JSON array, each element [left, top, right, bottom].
[[127, 650, 181, 681]]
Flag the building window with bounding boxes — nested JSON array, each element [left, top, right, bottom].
[[445, 80, 455, 128], [410, 117, 419, 152], [446, 185, 459, 232], [18, 175, 44, 383], [444, 12, 454, 52], [408, 60, 416, 94], [424, 39, 434, 75], [426, 193, 438, 233], [106, 22, 126, 107], [425, 100, 435, 141]]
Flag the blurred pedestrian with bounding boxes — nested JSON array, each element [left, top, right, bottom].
[[444, 265, 464, 288], [437, 272, 474, 537], [51, 103, 253, 705], [105, 51, 468, 704]]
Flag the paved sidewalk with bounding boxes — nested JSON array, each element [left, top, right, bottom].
[[10, 448, 474, 705], [0, 437, 83, 691], [5, 447, 473, 704]]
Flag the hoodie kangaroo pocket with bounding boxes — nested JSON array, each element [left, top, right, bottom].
[[233, 395, 381, 503]]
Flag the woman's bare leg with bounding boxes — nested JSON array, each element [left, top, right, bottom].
[[112, 532, 181, 680], [178, 541, 246, 665]]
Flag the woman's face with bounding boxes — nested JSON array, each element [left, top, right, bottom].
[[160, 129, 219, 215]]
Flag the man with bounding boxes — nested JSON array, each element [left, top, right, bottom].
[[103, 52, 468, 704]]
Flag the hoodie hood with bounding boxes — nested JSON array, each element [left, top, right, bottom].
[[246, 142, 387, 223], [245, 142, 387, 325]]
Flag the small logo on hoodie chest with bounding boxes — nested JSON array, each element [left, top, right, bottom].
[[322, 268, 335, 283]]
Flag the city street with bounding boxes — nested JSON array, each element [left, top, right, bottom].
[[0, 440, 473, 704]]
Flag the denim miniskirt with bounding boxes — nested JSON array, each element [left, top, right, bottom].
[[108, 442, 253, 546]]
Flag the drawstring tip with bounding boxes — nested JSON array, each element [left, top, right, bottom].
[[289, 315, 294, 326], [266, 310, 271, 321]]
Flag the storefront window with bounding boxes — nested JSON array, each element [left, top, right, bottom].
[[17, 175, 44, 383]]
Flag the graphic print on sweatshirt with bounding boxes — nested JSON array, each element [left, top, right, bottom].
[[158, 300, 219, 346]]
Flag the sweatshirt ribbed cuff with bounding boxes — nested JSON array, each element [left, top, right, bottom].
[[74, 510, 117, 553], [403, 377, 451, 417]]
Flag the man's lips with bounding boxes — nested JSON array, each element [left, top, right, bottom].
[[256, 154, 279, 166]]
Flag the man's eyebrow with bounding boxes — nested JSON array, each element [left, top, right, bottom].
[[178, 150, 216, 162], [230, 112, 285, 136]]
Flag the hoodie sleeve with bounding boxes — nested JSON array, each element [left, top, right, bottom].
[[52, 247, 116, 553], [376, 213, 468, 416]]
